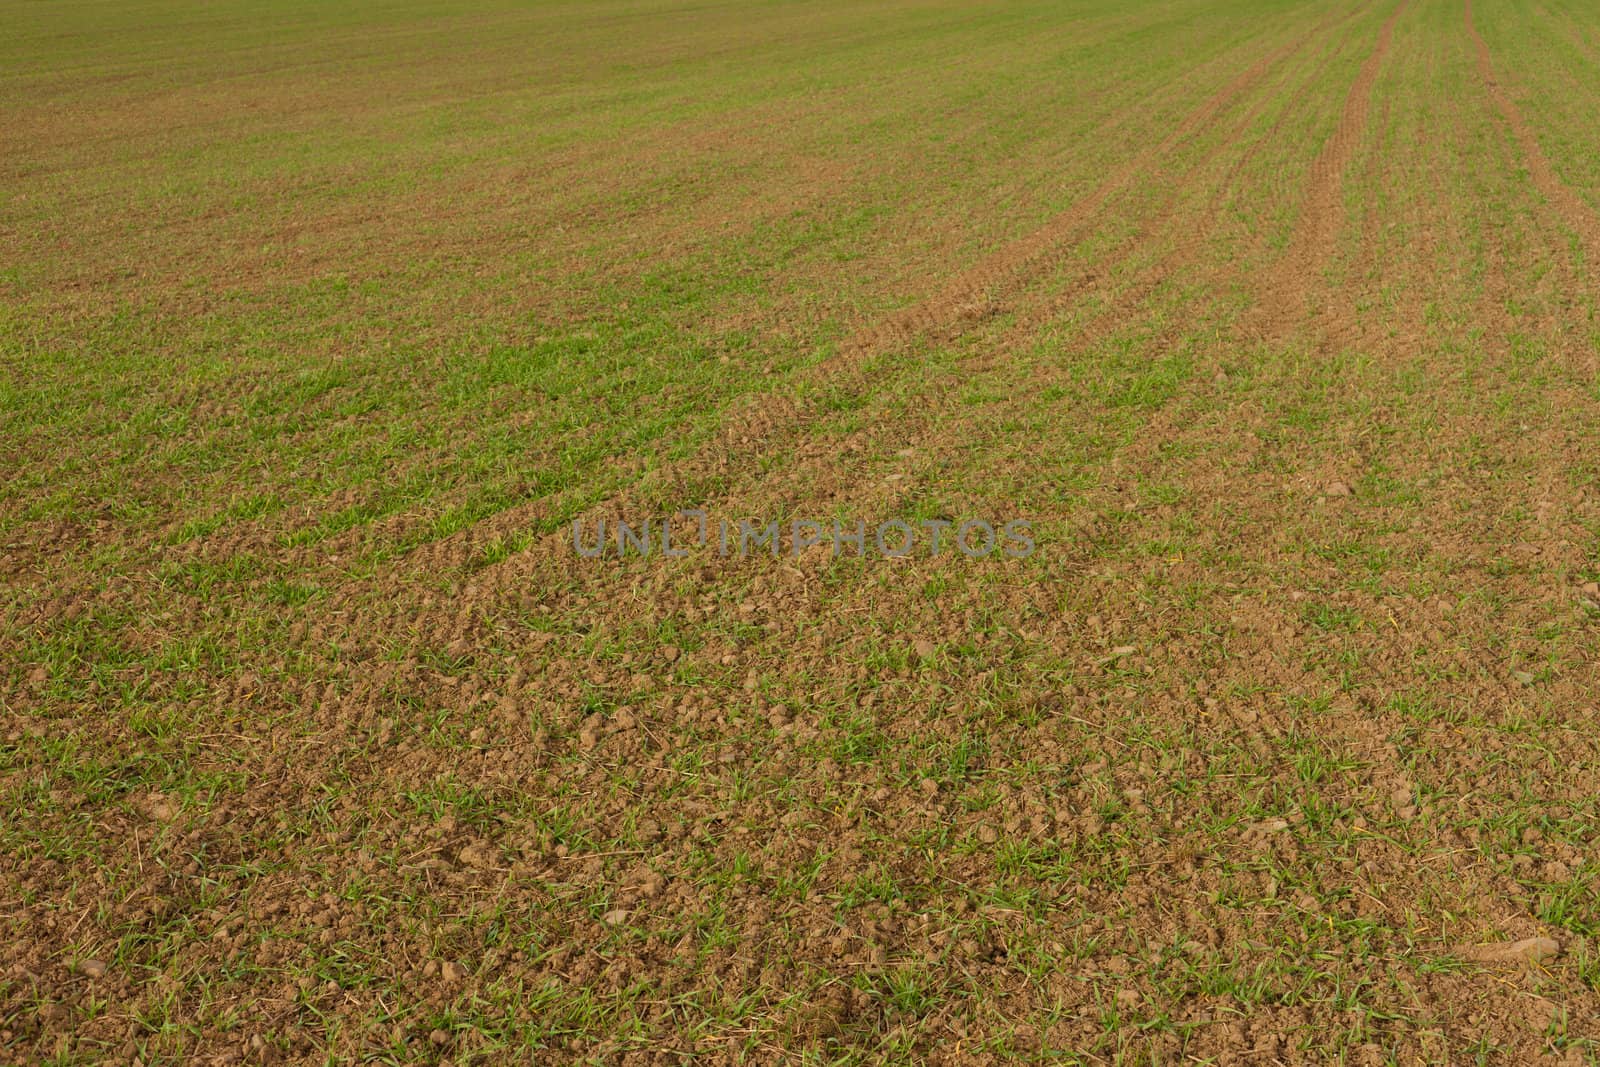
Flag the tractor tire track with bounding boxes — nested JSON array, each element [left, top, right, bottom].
[[1255, 0, 1406, 340], [1466, 0, 1600, 269], [994, 4, 1545, 945]]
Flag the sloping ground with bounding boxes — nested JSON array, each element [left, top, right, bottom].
[[5, 0, 1600, 1062]]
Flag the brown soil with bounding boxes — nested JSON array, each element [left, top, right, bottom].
[[7, 1, 1600, 1064]]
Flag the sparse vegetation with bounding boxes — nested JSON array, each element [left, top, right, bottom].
[[6, 0, 1600, 1062]]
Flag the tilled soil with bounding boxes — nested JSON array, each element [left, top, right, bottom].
[[6, 0, 1600, 1063]]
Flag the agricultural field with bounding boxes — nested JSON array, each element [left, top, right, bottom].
[[5, 0, 1600, 1061]]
